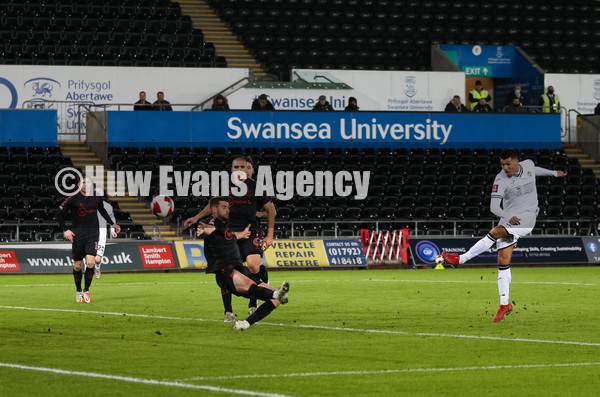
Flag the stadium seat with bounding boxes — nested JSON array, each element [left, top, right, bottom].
[[547, 206, 564, 219], [9, 145, 584, 240]]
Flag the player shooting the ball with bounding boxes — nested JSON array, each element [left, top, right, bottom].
[[184, 156, 276, 322], [198, 196, 288, 331], [442, 149, 566, 322]]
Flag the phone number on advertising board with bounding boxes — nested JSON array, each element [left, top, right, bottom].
[[329, 257, 365, 265], [327, 247, 363, 256]]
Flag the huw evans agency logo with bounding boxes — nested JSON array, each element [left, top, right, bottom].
[[55, 166, 371, 200]]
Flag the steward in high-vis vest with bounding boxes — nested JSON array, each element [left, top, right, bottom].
[[539, 86, 560, 113], [468, 80, 492, 110]]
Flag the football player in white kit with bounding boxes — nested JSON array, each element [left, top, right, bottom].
[[95, 200, 118, 278], [443, 149, 566, 322]]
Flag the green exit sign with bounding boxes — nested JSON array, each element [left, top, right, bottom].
[[463, 66, 492, 76]]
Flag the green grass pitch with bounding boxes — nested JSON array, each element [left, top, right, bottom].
[[1, 267, 599, 397]]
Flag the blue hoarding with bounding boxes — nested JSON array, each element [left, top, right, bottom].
[[0, 109, 58, 146], [410, 237, 589, 266], [106, 111, 561, 149]]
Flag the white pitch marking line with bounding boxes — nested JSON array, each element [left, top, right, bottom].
[[0, 362, 293, 397], [2, 305, 600, 347], [366, 279, 595, 286], [179, 361, 600, 381], [0, 305, 222, 323], [0, 279, 594, 288]]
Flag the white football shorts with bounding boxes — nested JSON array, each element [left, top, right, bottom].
[[496, 210, 538, 250]]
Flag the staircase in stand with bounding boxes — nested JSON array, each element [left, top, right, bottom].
[[177, 0, 274, 80], [563, 143, 600, 178], [58, 141, 182, 241]]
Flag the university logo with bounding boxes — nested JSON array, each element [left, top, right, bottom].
[[0, 77, 18, 108], [32, 82, 53, 97], [24, 77, 61, 101], [593, 79, 600, 101], [404, 76, 417, 98], [496, 46, 503, 59]]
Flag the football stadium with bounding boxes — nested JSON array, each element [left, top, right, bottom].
[[1, 1, 600, 396]]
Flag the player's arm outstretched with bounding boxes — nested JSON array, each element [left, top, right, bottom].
[[196, 222, 216, 237], [534, 166, 566, 178], [184, 203, 211, 229]]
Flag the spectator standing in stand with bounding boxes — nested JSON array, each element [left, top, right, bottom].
[[444, 95, 469, 112], [505, 97, 526, 113], [133, 91, 152, 111], [468, 80, 492, 110], [473, 98, 494, 113], [312, 95, 334, 112], [211, 94, 230, 110], [153, 91, 173, 111], [344, 97, 360, 112], [539, 86, 560, 114], [251, 94, 275, 110], [505, 83, 526, 109]]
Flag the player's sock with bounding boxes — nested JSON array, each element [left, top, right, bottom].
[[498, 266, 512, 305], [221, 290, 233, 313], [460, 233, 496, 263], [258, 265, 269, 284], [248, 297, 258, 309], [247, 271, 262, 311], [83, 266, 94, 291], [246, 300, 276, 325], [73, 269, 83, 292], [248, 284, 274, 301]]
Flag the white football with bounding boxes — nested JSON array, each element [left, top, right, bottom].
[[151, 195, 174, 217], [435, 255, 444, 265]]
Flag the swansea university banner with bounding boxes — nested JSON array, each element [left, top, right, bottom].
[[106, 110, 561, 149]]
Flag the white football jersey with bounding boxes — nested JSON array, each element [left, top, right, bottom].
[[491, 159, 540, 216]]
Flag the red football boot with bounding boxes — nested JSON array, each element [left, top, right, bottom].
[[492, 303, 513, 322], [442, 252, 461, 266]]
